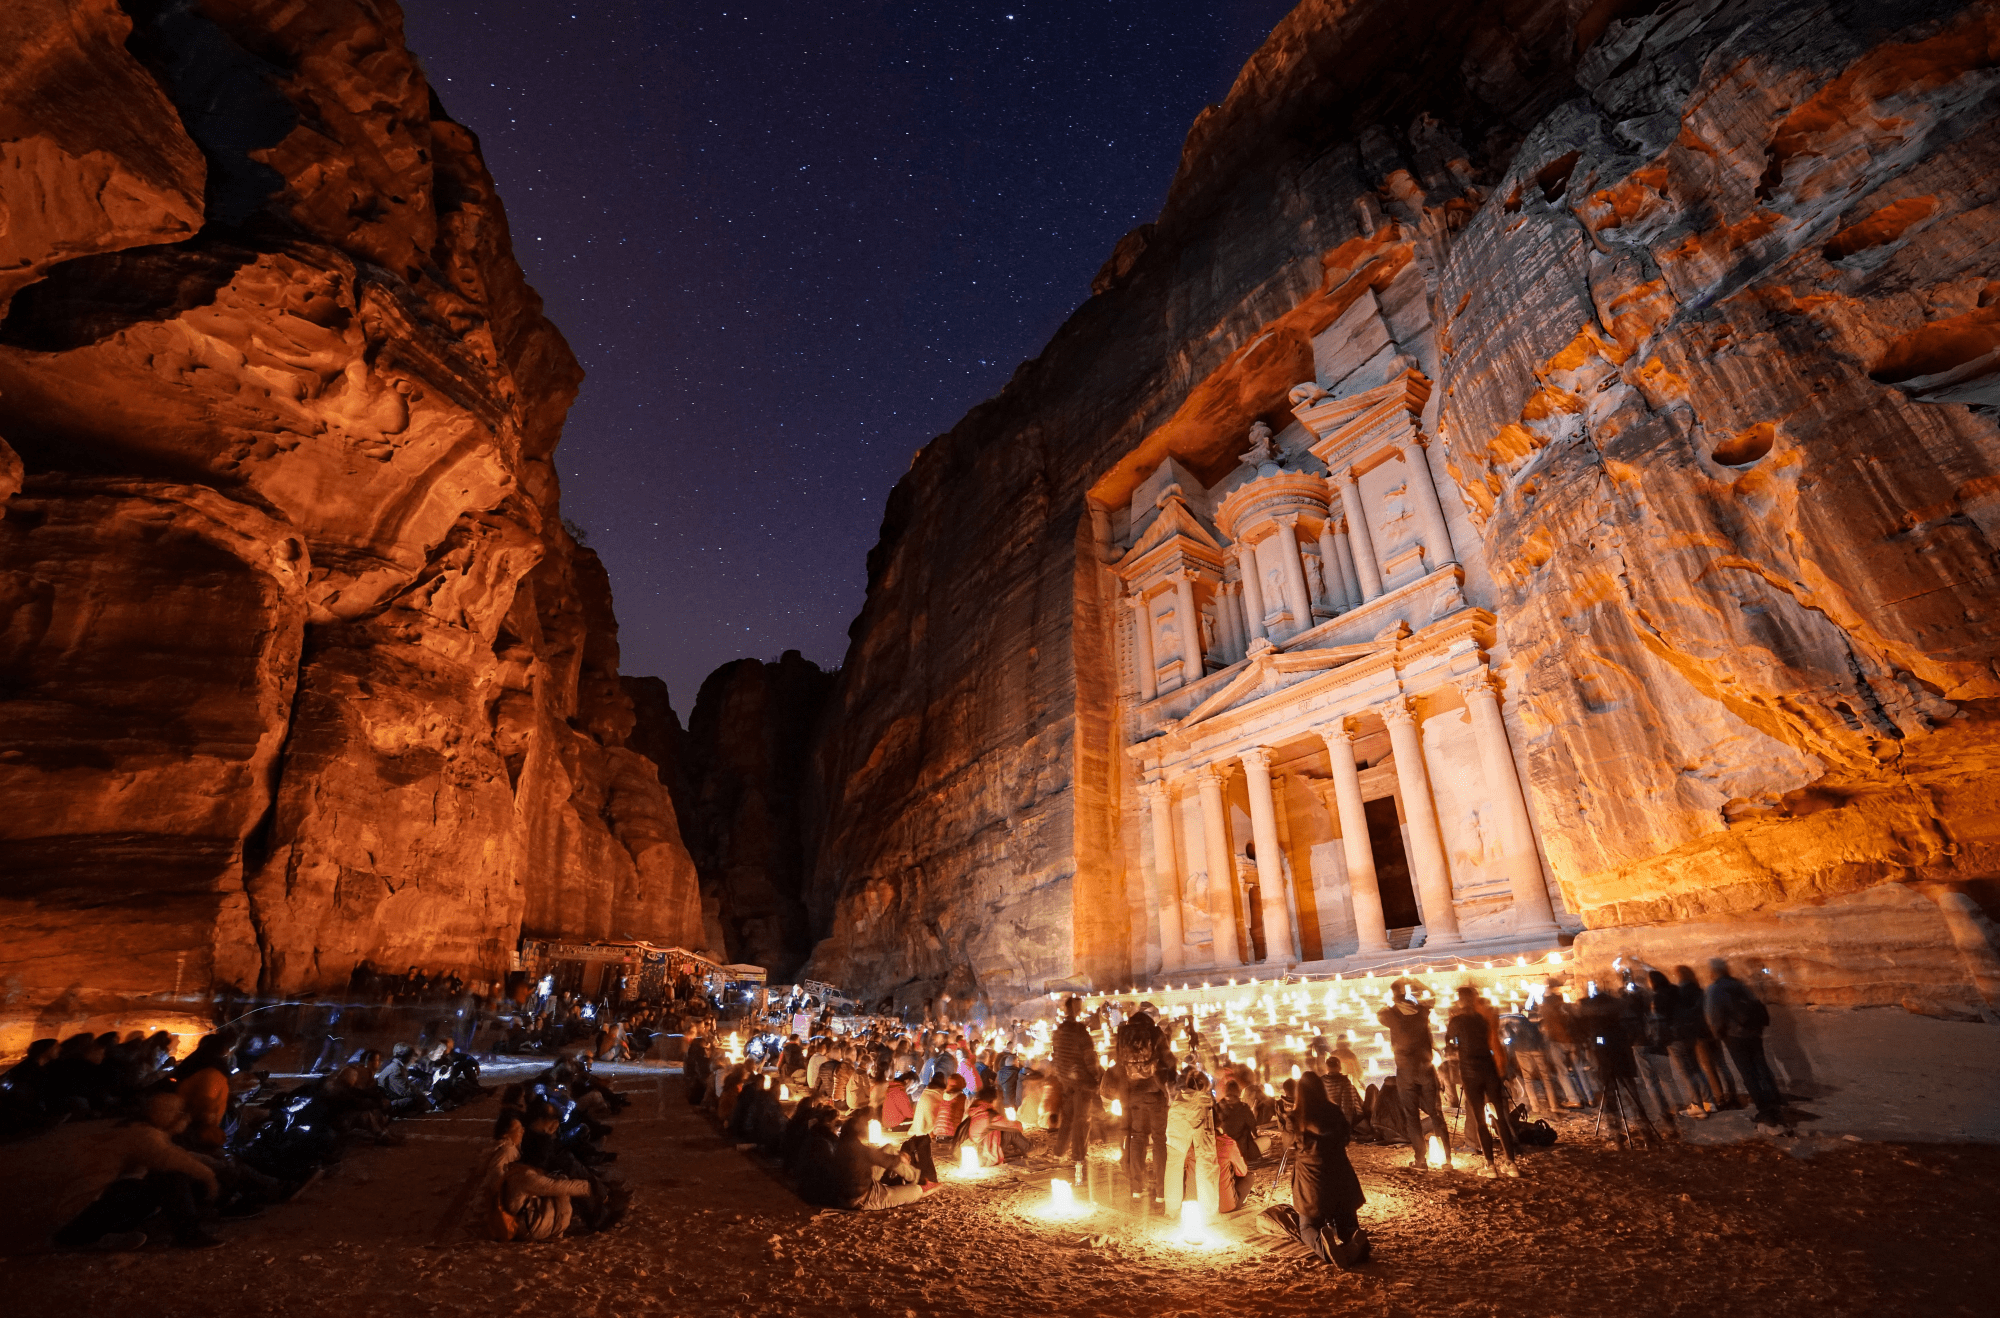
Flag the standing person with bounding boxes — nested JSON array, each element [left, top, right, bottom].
[[1331, 1034, 1364, 1090], [1672, 965, 1734, 1107], [1163, 1071, 1219, 1223], [1579, 980, 1662, 1149], [1376, 979, 1449, 1170], [1051, 997, 1101, 1182], [1501, 1009, 1563, 1114], [1648, 969, 1713, 1118], [1115, 1002, 1175, 1212], [1288, 1073, 1370, 1267], [1537, 986, 1593, 1105], [1446, 987, 1521, 1177], [1626, 969, 1683, 1122], [1705, 959, 1786, 1132]]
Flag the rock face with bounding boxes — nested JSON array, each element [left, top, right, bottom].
[[666, 651, 834, 979], [0, 0, 702, 1050], [804, 0, 2000, 1018]]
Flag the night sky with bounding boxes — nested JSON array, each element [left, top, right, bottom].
[[400, 1, 1297, 710]]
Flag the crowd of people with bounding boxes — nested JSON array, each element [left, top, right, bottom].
[[4, 969, 510, 1251], [3, 951, 1796, 1261], [661, 954, 1795, 1270]]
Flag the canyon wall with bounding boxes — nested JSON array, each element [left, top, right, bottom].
[[667, 651, 834, 979], [804, 0, 2000, 1018], [0, 0, 703, 1051]]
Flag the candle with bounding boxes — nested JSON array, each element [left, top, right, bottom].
[[960, 1144, 980, 1173]]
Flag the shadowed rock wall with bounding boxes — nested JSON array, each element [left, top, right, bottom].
[[0, 0, 702, 1050], [804, 0, 2000, 1018], [666, 651, 834, 980]]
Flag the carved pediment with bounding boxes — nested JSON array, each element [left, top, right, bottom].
[[1114, 492, 1226, 582], [1294, 369, 1432, 466], [1169, 636, 1393, 730]]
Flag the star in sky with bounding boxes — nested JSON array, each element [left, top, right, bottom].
[[401, 0, 1296, 709]]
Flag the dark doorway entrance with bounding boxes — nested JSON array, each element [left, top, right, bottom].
[[1363, 796, 1422, 929]]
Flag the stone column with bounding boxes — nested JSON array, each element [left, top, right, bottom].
[[1323, 720, 1390, 953], [1234, 542, 1267, 642], [1194, 767, 1242, 965], [1318, 519, 1353, 611], [1128, 592, 1157, 702], [1457, 669, 1560, 935], [1239, 747, 1294, 965], [1378, 696, 1462, 945], [1143, 780, 1187, 970], [1273, 514, 1314, 638], [1338, 471, 1384, 600], [1396, 435, 1457, 568], [1171, 570, 1204, 688]]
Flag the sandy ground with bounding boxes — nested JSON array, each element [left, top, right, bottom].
[[3, 1056, 1995, 1318]]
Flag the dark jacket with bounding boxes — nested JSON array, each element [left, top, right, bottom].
[[1290, 1101, 1365, 1220], [1052, 1019, 1101, 1089], [1705, 974, 1770, 1040], [1376, 1002, 1436, 1071]]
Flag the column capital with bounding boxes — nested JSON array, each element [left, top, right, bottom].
[[1240, 746, 1274, 772], [1274, 510, 1301, 530], [1339, 466, 1363, 487], [1377, 695, 1418, 729], [1395, 432, 1431, 453], [1141, 778, 1170, 802], [1193, 763, 1229, 788], [1455, 665, 1502, 703], [1319, 717, 1358, 745]]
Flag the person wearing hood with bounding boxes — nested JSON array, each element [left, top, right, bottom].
[[1163, 1070, 1220, 1223], [1375, 979, 1449, 1170]]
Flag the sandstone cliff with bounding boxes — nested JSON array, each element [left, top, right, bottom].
[[0, 0, 702, 1050], [666, 651, 834, 979], [804, 0, 2000, 1017]]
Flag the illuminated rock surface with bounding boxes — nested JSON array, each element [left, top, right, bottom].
[[804, 0, 2000, 1015], [0, 0, 701, 1048]]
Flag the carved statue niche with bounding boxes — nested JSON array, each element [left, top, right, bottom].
[[1239, 420, 1278, 468], [1180, 869, 1214, 943], [1303, 551, 1326, 604]]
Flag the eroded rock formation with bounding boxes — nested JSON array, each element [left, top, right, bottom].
[[804, 0, 2000, 1018], [665, 651, 834, 979], [0, 0, 702, 1049]]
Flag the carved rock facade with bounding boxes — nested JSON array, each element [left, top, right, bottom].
[[805, 0, 2000, 1019]]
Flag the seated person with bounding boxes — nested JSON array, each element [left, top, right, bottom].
[[962, 1083, 1030, 1166], [883, 1071, 917, 1129], [174, 1035, 235, 1151], [496, 1108, 610, 1240], [803, 1108, 937, 1210], [1216, 1128, 1252, 1213], [1216, 1079, 1261, 1163], [54, 1092, 220, 1250], [375, 1044, 432, 1118]]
